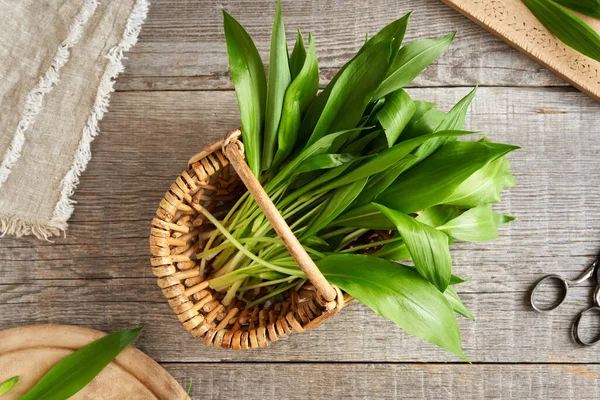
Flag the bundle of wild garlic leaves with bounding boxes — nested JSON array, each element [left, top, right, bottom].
[[197, 3, 518, 359]]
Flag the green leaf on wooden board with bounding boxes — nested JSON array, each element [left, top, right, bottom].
[[374, 237, 411, 260], [0, 376, 19, 395], [523, 0, 600, 62], [19, 327, 143, 400], [552, 0, 600, 18]]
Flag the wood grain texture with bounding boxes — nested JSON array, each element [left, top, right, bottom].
[[1, 88, 598, 286], [0, 291, 598, 363], [115, 0, 566, 91], [162, 363, 600, 399], [0, 88, 598, 367]]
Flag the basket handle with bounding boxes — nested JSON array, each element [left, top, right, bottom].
[[223, 132, 338, 303]]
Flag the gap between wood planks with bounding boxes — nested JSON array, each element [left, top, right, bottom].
[[112, 84, 577, 93], [155, 361, 600, 365]]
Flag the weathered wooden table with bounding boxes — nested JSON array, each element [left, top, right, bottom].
[[2, 1, 599, 398]]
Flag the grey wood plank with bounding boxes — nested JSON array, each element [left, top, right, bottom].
[[162, 363, 600, 399], [0, 290, 598, 363], [1, 87, 598, 288], [1, 87, 598, 363], [116, 0, 564, 91]]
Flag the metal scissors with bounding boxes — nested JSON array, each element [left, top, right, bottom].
[[530, 256, 600, 346]]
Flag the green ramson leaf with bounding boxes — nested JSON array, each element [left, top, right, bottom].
[[437, 204, 514, 242], [304, 178, 368, 236], [438, 87, 477, 131], [444, 286, 475, 320], [407, 100, 436, 125], [185, 378, 193, 400], [283, 154, 374, 205], [378, 140, 519, 214], [553, 0, 600, 18], [318, 254, 467, 360], [268, 128, 363, 191], [272, 35, 319, 167], [450, 274, 470, 285], [19, 327, 143, 400], [0, 376, 19, 395], [375, 204, 452, 292], [341, 130, 382, 153], [374, 33, 455, 99], [443, 151, 515, 207], [262, 0, 292, 170], [363, 12, 411, 62], [317, 130, 477, 194], [353, 154, 419, 208], [223, 11, 267, 176], [374, 238, 411, 260], [523, 0, 600, 62], [299, 13, 411, 143], [402, 108, 447, 141], [417, 205, 463, 228], [332, 203, 396, 230], [377, 89, 416, 147], [294, 153, 359, 176], [305, 235, 330, 247], [305, 41, 392, 147], [289, 30, 307, 79], [411, 87, 476, 161]]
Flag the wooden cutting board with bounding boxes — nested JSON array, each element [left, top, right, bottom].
[[440, 0, 600, 101], [0, 325, 187, 400]]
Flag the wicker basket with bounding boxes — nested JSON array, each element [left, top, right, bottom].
[[149, 130, 349, 349]]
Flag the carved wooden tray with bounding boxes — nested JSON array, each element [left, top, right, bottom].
[[440, 0, 600, 101], [0, 325, 187, 400]]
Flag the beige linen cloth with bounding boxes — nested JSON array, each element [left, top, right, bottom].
[[0, 0, 148, 239]]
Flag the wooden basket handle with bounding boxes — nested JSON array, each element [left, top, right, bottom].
[[223, 130, 338, 303]]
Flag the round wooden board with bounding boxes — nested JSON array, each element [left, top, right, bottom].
[[0, 324, 187, 399]]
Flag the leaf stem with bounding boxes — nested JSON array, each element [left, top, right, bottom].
[[245, 280, 300, 308]]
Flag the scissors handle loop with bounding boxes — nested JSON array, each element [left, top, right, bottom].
[[572, 306, 600, 346], [530, 274, 569, 312]]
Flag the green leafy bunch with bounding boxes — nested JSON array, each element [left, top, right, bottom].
[[524, 0, 600, 62], [201, 1, 519, 360]]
